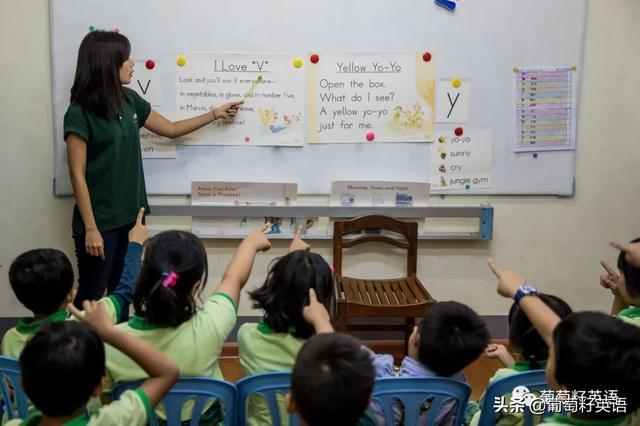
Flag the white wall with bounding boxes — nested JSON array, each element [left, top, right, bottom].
[[1, 0, 639, 318]]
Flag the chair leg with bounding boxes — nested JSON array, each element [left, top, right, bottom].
[[404, 317, 415, 356], [336, 303, 348, 333]]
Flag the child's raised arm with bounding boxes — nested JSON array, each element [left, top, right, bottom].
[[289, 226, 311, 253], [215, 224, 272, 305], [488, 259, 560, 346], [599, 260, 627, 315], [69, 301, 179, 407], [109, 207, 148, 321], [303, 289, 334, 334]]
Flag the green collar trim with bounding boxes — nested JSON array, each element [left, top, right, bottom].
[[618, 307, 640, 319], [544, 414, 628, 425], [127, 316, 162, 330], [510, 360, 548, 372], [16, 310, 69, 334], [257, 321, 296, 335], [20, 412, 89, 426]]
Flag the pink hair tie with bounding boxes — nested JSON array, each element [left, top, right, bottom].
[[162, 271, 179, 288]]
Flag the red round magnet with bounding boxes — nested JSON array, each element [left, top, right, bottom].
[[244, 136, 250, 143], [422, 52, 432, 62], [145, 60, 155, 70], [454, 127, 463, 136], [365, 132, 375, 142], [310, 54, 320, 64]]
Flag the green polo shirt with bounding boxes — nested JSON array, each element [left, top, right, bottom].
[[63, 87, 151, 236], [238, 321, 306, 426], [5, 388, 151, 426], [617, 307, 640, 328], [1, 296, 120, 358], [104, 292, 237, 421]]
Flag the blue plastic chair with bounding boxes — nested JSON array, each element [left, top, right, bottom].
[[372, 377, 471, 426], [478, 370, 552, 426], [112, 376, 237, 426], [236, 372, 299, 426], [0, 356, 29, 420]]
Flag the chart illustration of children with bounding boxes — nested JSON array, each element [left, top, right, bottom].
[[387, 101, 426, 134], [256, 107, 301, 134]]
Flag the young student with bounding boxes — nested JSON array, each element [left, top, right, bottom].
[[6, 300, 179, 426], [600, 238, 640, 326], [287, 333, 376, 426], [1, 208, 148, 358], [64, 30, 242, 308], [286, 291, 376, 426], [104, 225, 271, 422], [467, 294, 572, 425], [368, 301, 490, 426], [488, 259, 640, 425], [237, 228, 333, 426]]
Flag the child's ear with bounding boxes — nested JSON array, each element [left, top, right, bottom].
[[66, 288, 78, 305], [286, 393, 297, 414], [90, 377, 105, 397]]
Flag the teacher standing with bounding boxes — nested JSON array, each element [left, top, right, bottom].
[[64, 30, 242, 307]]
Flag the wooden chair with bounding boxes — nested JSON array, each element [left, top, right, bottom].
[[333, 215, 436, 355]]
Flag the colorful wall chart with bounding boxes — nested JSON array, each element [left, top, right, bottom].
[[431, 129, 492, 191], [515, 67, 577, 152], [175, 53, 305, 146], [307, 52, 436, 143]]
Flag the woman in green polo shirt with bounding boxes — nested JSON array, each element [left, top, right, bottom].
[[64, 30, 242, 307]]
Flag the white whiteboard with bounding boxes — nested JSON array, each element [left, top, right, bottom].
[[51, 0, 585, 195]]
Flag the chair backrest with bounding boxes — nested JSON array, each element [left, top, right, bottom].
[[372, 377, 471, 426], [478, 370, 552, 426], [333, 215, 418, 277], [236, 372, 299, 426], [0, 356, 29, 420], [112, 376, 237, 426]]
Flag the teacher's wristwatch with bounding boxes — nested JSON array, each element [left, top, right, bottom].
[[514, 283, 539, 306]]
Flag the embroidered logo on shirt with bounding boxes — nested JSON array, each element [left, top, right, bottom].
[[133, 113, 138, 122]]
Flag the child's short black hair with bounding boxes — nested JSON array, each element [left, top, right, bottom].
[[553, 312, 640, 419], [9, 249, 74, 315], [292, 333, 373, 426], [133, 230, 208, 327], [509, 293, 572, 369], [20, 321, 105, 417], [617, 237, 640, 297], [249, 251, 334, 339], [418, 301, 490, 377]]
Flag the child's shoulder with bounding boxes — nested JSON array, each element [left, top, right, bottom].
[[91, 388, 151, 425], [1, 325, 29, 358]]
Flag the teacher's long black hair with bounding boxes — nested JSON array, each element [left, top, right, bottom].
[[70, 30, 131, 116]]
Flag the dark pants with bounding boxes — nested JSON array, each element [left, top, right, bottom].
[[73, 223, 132, 309]]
